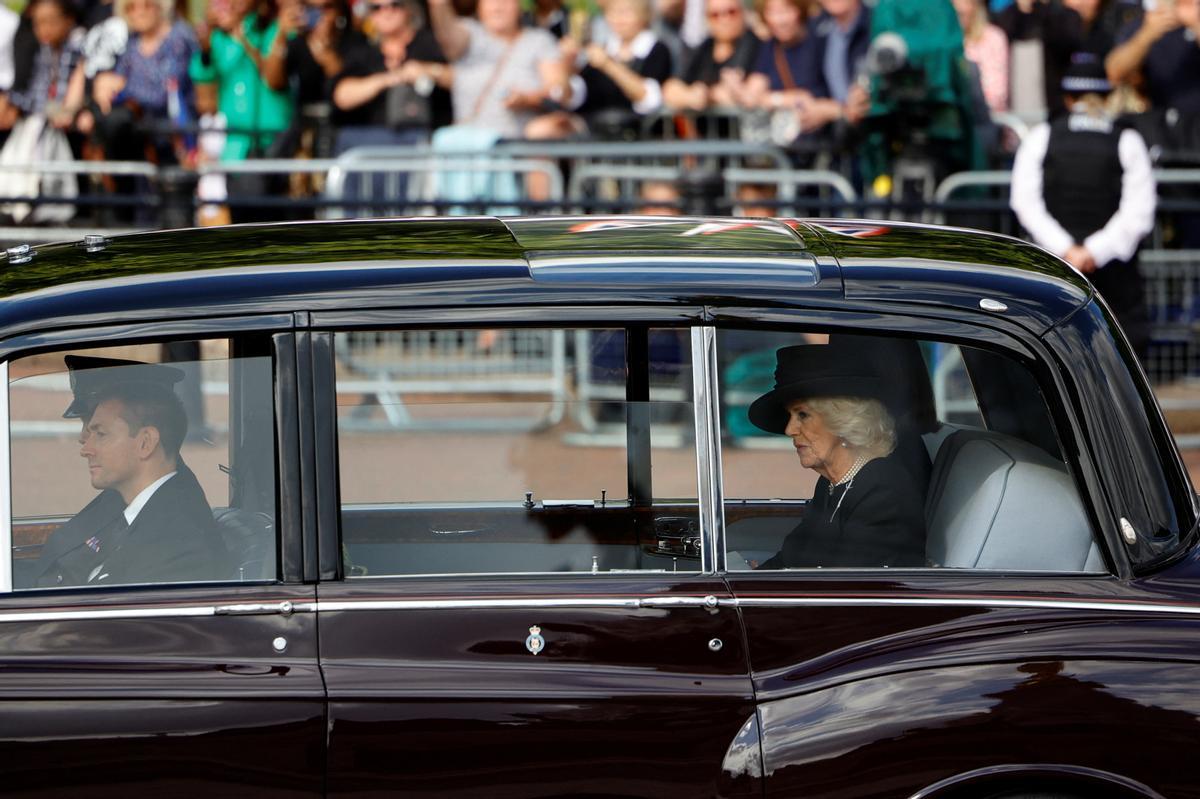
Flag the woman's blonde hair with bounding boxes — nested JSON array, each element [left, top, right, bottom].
[[806, 396, 896, 459], [116, 0, 174, 21]]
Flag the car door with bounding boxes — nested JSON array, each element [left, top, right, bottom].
[[312, 320, 760, 798], [0, 324, 325, 798], [715, 315, 1200, 799]]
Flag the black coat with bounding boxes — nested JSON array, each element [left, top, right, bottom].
[[760, 453, 926, 569], [29, 463, 229, 589]]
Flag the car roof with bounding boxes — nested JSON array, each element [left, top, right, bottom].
[[0, 216, 1092, 337]]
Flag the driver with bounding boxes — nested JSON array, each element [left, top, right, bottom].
[[28, 356, 229, 588]]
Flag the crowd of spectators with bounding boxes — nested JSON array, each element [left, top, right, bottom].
[[0, 0, 1196, 223]]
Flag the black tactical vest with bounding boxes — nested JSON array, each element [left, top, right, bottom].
[[1043, 113, 1124, 242], [1042, 112, 1143, 313]]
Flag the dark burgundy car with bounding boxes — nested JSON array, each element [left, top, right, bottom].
[[0, 217, 1195, 799]]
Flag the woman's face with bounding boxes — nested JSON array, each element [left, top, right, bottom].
[[705, 0, 745, 43], [477, 0, 521, 36], [124, 0, 165, 35], [31, 2, 73, 48], [606, 0, 647, 42], [784, 399, 843, 477], [762, 0, 802, 43], [369, 0, 411, 36]]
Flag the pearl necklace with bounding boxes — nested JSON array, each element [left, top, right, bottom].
[[827, 454, 869, 521], [828, 454, 868, 495]]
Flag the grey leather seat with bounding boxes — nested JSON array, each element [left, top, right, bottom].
[[924, 430, 1105, 572]]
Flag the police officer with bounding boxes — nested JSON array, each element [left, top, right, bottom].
[[26, 356, 229, 589], [1010, 53, 1156, 357]]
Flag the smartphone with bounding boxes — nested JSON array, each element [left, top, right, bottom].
[[305, 6, 322, 28]]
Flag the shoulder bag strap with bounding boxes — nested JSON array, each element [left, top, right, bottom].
[[773, 40, 796, 91], [465, 36, 520, 124]]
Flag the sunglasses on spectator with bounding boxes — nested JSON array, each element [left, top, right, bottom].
[[707, 6, 741, 18], [369, 1, 405, 10]]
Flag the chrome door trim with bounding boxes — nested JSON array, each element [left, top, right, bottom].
[[317, 595, 724, 612], [4, 593, 1200, 623], [691, 326, 726, 574], [0, 360, 11, 594], [733, 595, 1200, 615], [0, 600, 319, 625]]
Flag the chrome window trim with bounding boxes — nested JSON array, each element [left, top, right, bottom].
[[318, 596, 722, 612], [0, 360, 10, 593], [345, 570, 705, 580], [692, 326, 726, 574], [732, 596, 1200, 615], [3, 594, 1200, 624]]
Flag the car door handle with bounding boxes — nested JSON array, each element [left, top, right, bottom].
[[640, 595, 722, 610], [214, 600, 297, 616]]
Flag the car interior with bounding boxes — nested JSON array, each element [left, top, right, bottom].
[[4, 325, 1103, 590], [335, 326, 1104, 578], [8, 337, 278, 589]]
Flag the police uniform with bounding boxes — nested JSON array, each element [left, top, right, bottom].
[[1010, 57, 1156, 355], [21, 357, 230, 589]]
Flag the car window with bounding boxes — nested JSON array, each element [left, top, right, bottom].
[[334, 327, 699, 576], [718, 329, 1103, 573], [8, 338, 277, 590]]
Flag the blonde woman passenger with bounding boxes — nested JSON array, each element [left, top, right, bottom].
[[750, 342, 926, 569]]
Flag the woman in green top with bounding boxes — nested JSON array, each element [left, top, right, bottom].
[[190, 0, 294, 163]]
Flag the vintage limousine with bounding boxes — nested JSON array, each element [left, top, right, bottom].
[[0, 216, 1196, 799]]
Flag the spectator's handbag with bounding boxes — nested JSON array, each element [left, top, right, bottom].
[[384, 79, 433, 130], [741, 43, 801, 147], [0, 113, 77, 224]]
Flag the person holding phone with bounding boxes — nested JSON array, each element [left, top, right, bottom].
[[268, 0, 366, 112], [188, 0, 293, 162], [1107, 0, 1200, 114]]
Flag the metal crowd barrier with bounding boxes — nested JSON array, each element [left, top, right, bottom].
[[566, 329, 691, 446], [0, 159, 162, 229], [323, 149, 564, 218], [564, 164, 858, 216], [496, 139, 792, 173], [639, 108, 746, 141], [934, 168, 1200, 243], [335, 330, 569, 432], [566, 164, 684, 214], [723, 167, 858, 217], [1142, 249, 1200, 386]]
